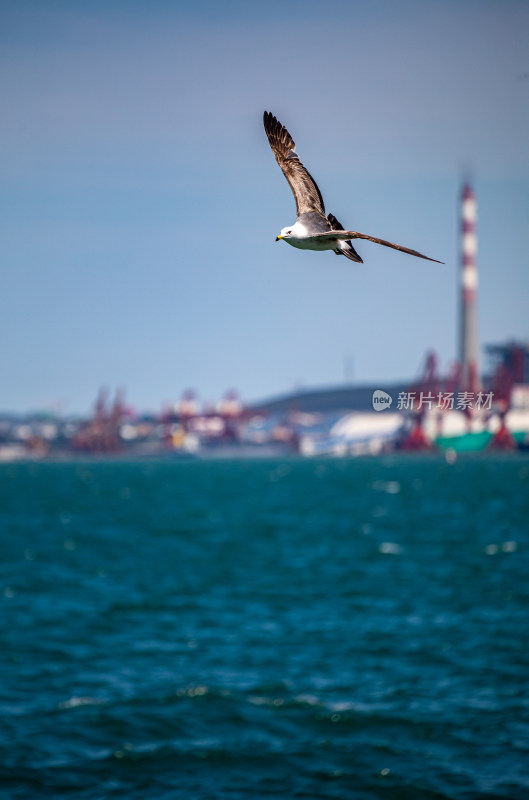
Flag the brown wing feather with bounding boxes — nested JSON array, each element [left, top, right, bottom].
[[263, 111, 325, 217], [312, 230, 444, 264]]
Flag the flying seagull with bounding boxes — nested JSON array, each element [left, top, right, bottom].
[[263, 111, 442, 264]]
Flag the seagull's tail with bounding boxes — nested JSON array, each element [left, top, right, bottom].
[[327, 213, 363, 263]]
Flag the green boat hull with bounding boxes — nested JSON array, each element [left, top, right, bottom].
[[435, 430, 527, 452]]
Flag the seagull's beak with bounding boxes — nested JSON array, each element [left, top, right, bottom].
[[275, 235, 283, 241]]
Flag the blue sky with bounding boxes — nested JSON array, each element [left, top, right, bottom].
[[1, 0, 528, 414]]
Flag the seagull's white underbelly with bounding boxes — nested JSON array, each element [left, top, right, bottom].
[[286, 236, 338, 251]]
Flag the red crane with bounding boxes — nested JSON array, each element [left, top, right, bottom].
[[398, 351, 439, 451], [488, 352, 517, 450]]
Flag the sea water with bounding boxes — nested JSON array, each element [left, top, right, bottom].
[[1, 455, 528, 799]]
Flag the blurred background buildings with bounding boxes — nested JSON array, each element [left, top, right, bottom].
[[2, 183, 528, 460]]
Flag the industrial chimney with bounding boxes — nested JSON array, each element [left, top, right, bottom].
[[459, 183, 480, 393]]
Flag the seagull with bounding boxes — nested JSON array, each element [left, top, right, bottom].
[[263, 111, 442, 264]]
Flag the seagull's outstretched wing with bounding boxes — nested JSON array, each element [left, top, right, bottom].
[[263, 111, 325, 217], [311, 231, 444, 263]]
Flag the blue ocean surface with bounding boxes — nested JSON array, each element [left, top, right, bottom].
[[1, 456, 528, 799]]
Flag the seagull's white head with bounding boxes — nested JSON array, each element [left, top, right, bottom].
[[275, 226, 294, 242], [276, 222, 305, 241]]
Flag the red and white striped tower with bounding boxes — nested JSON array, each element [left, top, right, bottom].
[[459, 183, 480, 393]]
